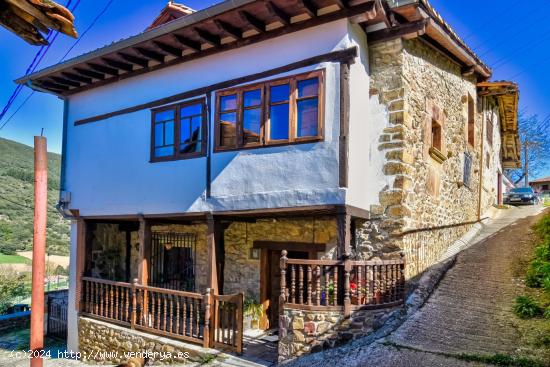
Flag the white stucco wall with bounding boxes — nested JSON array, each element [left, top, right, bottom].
[[64, 19, 378, 216], [346, 23, 389, 210]]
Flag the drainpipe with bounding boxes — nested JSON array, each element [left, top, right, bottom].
[[55, 98, 75, 219], [477, 96, 486, 221]]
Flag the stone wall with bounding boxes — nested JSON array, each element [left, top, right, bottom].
[[78, 317, 216, 364], [223, 217, 337, 299], [0, 311, 30, 333], [367, 37, 488, 278], [278, 306, 397, 362]]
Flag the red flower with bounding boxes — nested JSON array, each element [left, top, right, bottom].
[[350, 282, 357, 290]]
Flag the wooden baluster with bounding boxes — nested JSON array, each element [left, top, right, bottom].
[[386, 264, 391, 303], [316, 265, 321, 306], [189, 297, 194, 337], [324, 266, 330, 306], [168, 294, 173, 333], [391, 264, 396, 302], [86, 281, 91, 313], [375, 265, 380, 304], [307, 265, 312, 305], [124, 288, 128, 322], [290, 265, 296, 304], [279, 250, 288, 319], [333, 267, 338, 306], [183, 297, 187, 336], [195, 298, 200, 338], [370, 265, 374, 304], [163, 294, 168, 331], [115, 285, 120, 320], [176, 295, 181, 335], [298, 265, 304, 304], [203, 289, 211, 348], [357, 264, 363, 305], [109, 284, 114, 319], [156, 292, 161, 330], [93, 282, 98, 315], [344, 261, 351, 317], [99, 283, 104, 317]]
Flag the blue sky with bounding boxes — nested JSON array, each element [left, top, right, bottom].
[[0, 0, 549, 176]]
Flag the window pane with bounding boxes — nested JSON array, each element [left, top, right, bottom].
[[191, 117, 202, 141], [270, 84, 289, 103], [154, 123, 164, 147], [220, 94, 237, 111], [155, 109, 174, 122], [155, 146, 173, 157], [297, 98, 318, 137], [270, 104, 289, 140], [181, 103, 202, 117], [298, 78, 318, 98], [219, 112, 237, 146], [164, 121, 174, 145], [243, 108, 261, 144], [181, 118, 191, 144], [244, 89, 261, 107]]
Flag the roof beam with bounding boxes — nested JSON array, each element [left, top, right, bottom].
[[332, 0, 349, 9], [40, 80, 69, 91], [61, 71, 91, 84], [172, 34, 202, 51], [152, 41, 183, 57], [239, 11, 265, 33], [101, 57, 134, 72], [87, 62, 119, 76], [194, 28, 221, 47], [74, 67, 105, 80], [298, 0, 317, 17], [265, 1, 291, 25], [117, 52, 149, 68], [213, 19, 242, 39], [49, 76, 80, 88], [135, 47, 165, 63]]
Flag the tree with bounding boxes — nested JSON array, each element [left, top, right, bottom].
[[0, 268, 29, 314], [506, 113, 550, 185]]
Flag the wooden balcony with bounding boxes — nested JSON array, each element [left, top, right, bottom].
[[80, 277, 243, 354], [279, 251, 406, 316]]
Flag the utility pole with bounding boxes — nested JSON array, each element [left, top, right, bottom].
[[30, 135, 47, 367]]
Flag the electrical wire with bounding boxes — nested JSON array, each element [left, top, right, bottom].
[[0, 0, 113, 131]]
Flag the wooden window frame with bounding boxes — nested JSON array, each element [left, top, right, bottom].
[[150, 97, 207, 163], [467, 94, 475, 147], [214, 69, 325, 152]]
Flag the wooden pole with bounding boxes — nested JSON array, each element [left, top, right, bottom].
[[206, 214, 219, 295], [30, 136, 47, 367]]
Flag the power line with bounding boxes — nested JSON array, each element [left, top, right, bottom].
[[0, 194, 59, 214], [0, 0, 114, 131], [0, 0, 75, 124]]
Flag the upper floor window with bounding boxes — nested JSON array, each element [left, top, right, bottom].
[[467, 94, 475, 146], [215, 70, 324, 151], [151, 98, 206, 162]]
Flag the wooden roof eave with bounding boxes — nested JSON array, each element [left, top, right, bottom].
[[16, 0, 380, 97]]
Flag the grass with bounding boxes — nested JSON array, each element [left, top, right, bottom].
[[0, 253, 31, 264], [514, 296, 542, 318]]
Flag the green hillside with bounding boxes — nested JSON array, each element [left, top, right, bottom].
[[0, 137, 69, 256]]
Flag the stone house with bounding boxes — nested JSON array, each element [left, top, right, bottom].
[[530, 176, 550, 197], [17, 0, 521, 363]]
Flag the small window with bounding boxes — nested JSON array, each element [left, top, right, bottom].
[[431, 119, 442, 152], [215, 70, 324, 151], [467, 94, 475, 146], [151, 99, 206, 162]]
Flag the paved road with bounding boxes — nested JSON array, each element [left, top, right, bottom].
[[289, 205, 546, 367]]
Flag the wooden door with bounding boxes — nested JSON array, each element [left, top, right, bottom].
[[265, 250, 310, 328], [212, 292, 244, 355]]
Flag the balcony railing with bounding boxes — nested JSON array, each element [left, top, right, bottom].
[[279, 251, 406, 315], [81, 277, 243, 353]]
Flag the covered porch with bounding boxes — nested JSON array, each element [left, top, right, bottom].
[[74, 205, 406, 362]]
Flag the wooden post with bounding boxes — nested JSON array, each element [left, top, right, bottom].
[[206, 214, 219, 295], [339, 61, 352, 188], [236, 292, 244, 355], [131, 278, 138, 329], [30, 136, 47, 367], [203, 288, 211, 348], [74, 219, 86, 312], [138, 218, 150, 325], [337, 207, 352, 258], [279, 250, 288, 316]]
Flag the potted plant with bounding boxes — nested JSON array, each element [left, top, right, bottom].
[[244, 297, 264, 330]]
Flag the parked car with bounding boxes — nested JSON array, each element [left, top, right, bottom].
[[505, 187, 538, 205]]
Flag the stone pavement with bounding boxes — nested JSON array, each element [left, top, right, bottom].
[[287, 205, 546, 367]]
